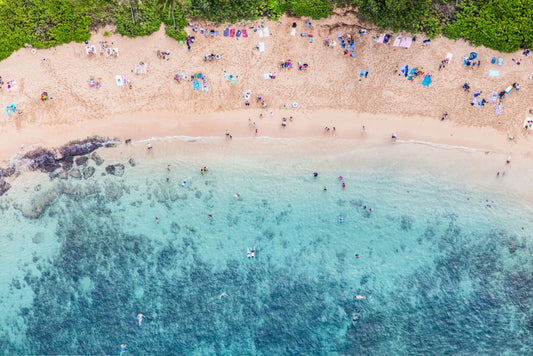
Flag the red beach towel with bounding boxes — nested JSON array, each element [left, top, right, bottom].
[[242, 29, 248, 38], [230, 29, 236, 37]]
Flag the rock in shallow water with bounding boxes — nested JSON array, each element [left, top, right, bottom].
[[128, 158, 136, 167], [75, 156, 89, 166], [83, 166, 95, 179], [69, 168, 82, 179], [0, 180, 11, 195], [91, 152, 104, 166], [106, 164, 125, 177]]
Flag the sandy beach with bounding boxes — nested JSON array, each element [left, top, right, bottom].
[[0, 11, 532, 164]]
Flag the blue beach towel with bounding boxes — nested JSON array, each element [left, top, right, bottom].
[[401, 65, 408, 77], [497, 58, 503, 66], [488, 70, 500, 77], [193, 80, 200, 90], [360, 69, 364, 77], [491, 57, 496, 64], [422, 75, 431, 87], [350, 53, 356, 58], [349, 42, 355, 52], [223, 28, 229, 37]]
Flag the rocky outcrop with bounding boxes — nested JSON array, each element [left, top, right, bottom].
[[58, 137, 114, 158], [128, 158, 136, 167], [57, 170, 69, 180], [82, 166, 95, 179], [75, 156, 89, 166], [23, 148, 60, 173], [60, 156, 74, 170], [0, 165, 16, 178], [105, 164, 125, 177], [0, 180, 11, 195]]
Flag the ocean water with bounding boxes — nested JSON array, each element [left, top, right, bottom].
[[1, 138, 532, 355]]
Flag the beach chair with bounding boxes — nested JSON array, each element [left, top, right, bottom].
[[497, 58, 503, 66], [193, 80, 200, 90], [242, 29, 248, 38], [223, 28, 229, 37], [445, 53, 453, 63], [364, 70, 369, 78], [230, 29, 236, 37], [422, 74, 431, 87], [490, 91, 498, 102], [491, 57, 496, 64], [115, 75, 123, 87], [505, 85, 512, 94]]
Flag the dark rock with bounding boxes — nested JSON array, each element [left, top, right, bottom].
[[58, 137, 110, 158], [69, 168, 82, 179], [60, 156, 74, 170], [0, 180, 11, 195], [0, 165, 16, 178], [128, 158, 136, 167], [57, 170, 69, 180], [75, 156, 89, 166], [83, 166, 95, 179], [34, 184, 41, 192], [91, 152, 104, 166], [22, 148, 60, 173], [105, 163, 125, 177]]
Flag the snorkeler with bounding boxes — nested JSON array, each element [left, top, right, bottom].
[[219, 292, 227, 299], [355, 295, 366, 300], [120, 344, 127, 355], [137, 313, 145, 326]]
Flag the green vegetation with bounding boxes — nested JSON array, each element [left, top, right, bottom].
[[0, 0, 531, 61]]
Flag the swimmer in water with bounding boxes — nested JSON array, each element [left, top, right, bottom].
[[120, 344, 127, 355], [355, 295, 366, 300], [182, 180, 187, 186], [208, 214, 213, 218], [137, 313, 144, 326], [219, 292, 227, 299], [155, 217, 160, 224], [313, 172, 318, 177], [233, 193, 240, 199], [323, 186, 327, 191], [352, 313, 358, 324]]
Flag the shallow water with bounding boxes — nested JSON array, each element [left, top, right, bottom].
[[1, 139, 532, 355]]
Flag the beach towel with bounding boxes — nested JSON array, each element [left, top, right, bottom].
[[349, 42, 355, 52], [242, 29, 248, 38], [401, 65, 408, 77], [223, 28, 229, 37], [263, 27, 270, 37], [505, 85, 512, 94], [244, 90, 251, 100], [230, 29, 235, 37], [360, 69, 364, 77], [490, 91, 498, 103], [462, 56, 469, 65], [5, 103, 16, 116], [491, 57, 496, 64], [236, 30, 241, 37], [193, 80, 200, 90], [399, 37, 413, 48], [496, 103, 502, 115], [393, 36, 401, 47], [477, 99, 482, 109], [422, 74, 431, 87], [488, 70, 500, 77], [309, 36, 314, 43], [86, 46, 92, 55], [378, 34, 385, 43], [258, 30, 263, 38], [202, 81, 209, 92], [6, 80, 17, 92], [290, 28, 296, 36], [497, 58, 503, 66], [115, 75, 123, 87], [350, 53, 356, 58], [445, 53, 453, 63], [257, 42, 265, 52]]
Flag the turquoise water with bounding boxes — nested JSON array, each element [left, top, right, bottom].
[[1, 139, 532, 355]]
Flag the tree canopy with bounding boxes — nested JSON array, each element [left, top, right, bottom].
[[0, 0, 531, 61]]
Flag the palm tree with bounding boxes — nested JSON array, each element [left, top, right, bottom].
[[159, 0, 189, 29]]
